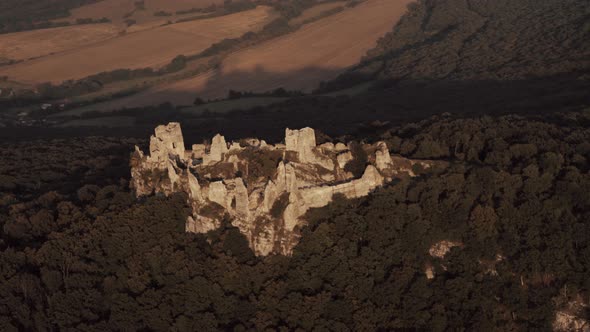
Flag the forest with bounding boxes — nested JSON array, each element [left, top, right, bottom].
[[0, 110, 589, 330], [323, 0, 590, 89]]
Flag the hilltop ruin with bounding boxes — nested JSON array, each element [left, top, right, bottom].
[[130, 123, 433, 255]]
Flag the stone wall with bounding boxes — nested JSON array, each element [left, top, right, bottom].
[[130, 122, 433, 256]]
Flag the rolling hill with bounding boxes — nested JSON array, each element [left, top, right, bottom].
[[68, 0, 413, 110], [352, 0, 590, 81], [0, 2, 589, 331], [0, 6, 276, 84], [0, 23, 119, 63]]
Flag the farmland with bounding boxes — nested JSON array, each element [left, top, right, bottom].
[[0, 6, 275, 84], [78, 0, 413, 109], [0, 6, 273, 83], [0, 24, 118, 63]]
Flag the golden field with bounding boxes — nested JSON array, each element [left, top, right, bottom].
[[84, 0, 413, 109], [0, 6, 275, 84]]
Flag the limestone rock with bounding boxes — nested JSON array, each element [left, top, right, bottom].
[[134, 145, 144, 159], [283, 196, 304, 232], [554, 311, 589, 332], [553, 294, 589, 332], [337, 151, 353, 168], [356, 165, 385, 196], [131, 123, 437, 256], [375, 142, 393, 170], [192, 144, 206, 159], [229, 142, 242, 151], [150, 122, 185, 164], [208, 181, 227, 208], [429, 240, 463, 258], [335, 142, 348, 151], [276, 161, 298, 193], [286, 127, 316, 163], [186, 215, 219, 233], [232, 178, 249, 219], [319, 142, 335, 151], [205, 134, 228, 164], [262, 180, 280, 213], [425, 263, 435, 280], [243, 138, 261, 147], [187, 172, 203, 203], [167, 160, 180, 190], [315, 153, 335, 171]]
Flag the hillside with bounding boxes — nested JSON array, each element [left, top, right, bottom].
[[0, 24, 119, 64], [0, 1, 589, 331], [1, 0, 388, 115], [0, 6, 276, 84], [62, 0, 412, 110], [352, 0, 590, 81], [28, 0, 588, 135], [0, 0, 100, 34]]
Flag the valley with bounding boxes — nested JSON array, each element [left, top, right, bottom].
[[60, 0, 412, 112]]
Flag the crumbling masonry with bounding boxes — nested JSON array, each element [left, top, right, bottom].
[[130, 123, 432, 255]]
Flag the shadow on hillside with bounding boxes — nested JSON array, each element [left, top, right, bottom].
[[177, 69, 590, 143], [1, 67, 589, 143], [196, 64, 345, 100], [76, 65, 347, 112]]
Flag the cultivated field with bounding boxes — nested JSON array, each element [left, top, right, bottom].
[[83, 0, 413, 109], [0, 6, 275, 84], [0, 24, 119, 62]]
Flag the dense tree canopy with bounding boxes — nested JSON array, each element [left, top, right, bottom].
[[0, 111, 588, 330], [355, 0, 590, 81], [0, 0, 101, 34], [0, 0, 589, 329]]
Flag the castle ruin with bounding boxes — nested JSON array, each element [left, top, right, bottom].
[[130, 123, 432, 255]]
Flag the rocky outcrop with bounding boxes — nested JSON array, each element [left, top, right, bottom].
[[131, 123, 434, 256], [375, 142, 393, 170], [553, 295, 589, 332], [554, 312, 589, 332], [428, 240, 463, 259], [286, 127, 316, 163], [205, 134, 228, 165], [424, 240, 464, 279], [150, 122, 185, 165]]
